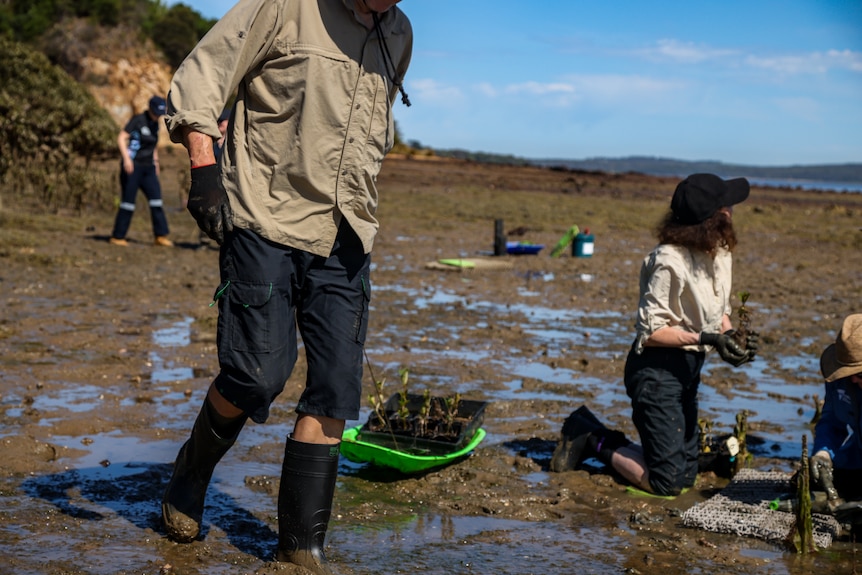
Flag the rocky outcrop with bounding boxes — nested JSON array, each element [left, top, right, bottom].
[[82, 55, 172, 123], [79, 54, 174, 145], [41, 19, 176, 147]]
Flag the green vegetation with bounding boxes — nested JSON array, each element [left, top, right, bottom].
[[0, 37, 118, 212], [0, 1, 215, 69], [0, 1, 217, 213], [534, 156, 862, 185], [434, 147, 535, 167]]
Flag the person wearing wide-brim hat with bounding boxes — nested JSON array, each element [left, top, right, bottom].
[[551, 174, 759, 497], [811, 314, 862, 507]]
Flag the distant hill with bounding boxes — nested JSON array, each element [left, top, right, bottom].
[[531, 156, 862, 185]]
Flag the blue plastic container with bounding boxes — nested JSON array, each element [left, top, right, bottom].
[[572, 229, 595, 258]]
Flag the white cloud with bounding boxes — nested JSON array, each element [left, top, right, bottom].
[[410, 79, 463, 104], [746, 49, 862, 75], [473, 82, 498, 98], [634, 39, 862, 77], [638, 39, 738, 63], [501, 75, 681, 107], [504, 82, 577, 96]]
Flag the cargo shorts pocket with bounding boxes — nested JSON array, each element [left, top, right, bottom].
[[354, 275, 371, 345], [218, 280, 282, 354]]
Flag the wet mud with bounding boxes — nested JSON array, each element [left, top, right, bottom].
[[1, 155, 861, 574]]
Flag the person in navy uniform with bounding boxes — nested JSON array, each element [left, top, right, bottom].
[[110, 95, 173, 247]]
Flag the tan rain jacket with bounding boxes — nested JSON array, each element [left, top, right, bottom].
[[166, 0, 413, 256]]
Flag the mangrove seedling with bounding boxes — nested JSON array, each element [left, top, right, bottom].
[[698, 417, 714, 454], [733, 410, 752, 475], [443, 393, 461, 435], [396, 367, 411, 426], [369, 376, 389, 432], [732, 291, 753, 349], [417, 389, 432, 437], [787, 434, 816, 554]]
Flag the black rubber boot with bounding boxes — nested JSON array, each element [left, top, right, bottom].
[[276, 437, 340, 575], [551, 406, 616, 472], [161, 401, 245, 543]]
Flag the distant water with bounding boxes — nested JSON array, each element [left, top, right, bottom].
[[747, 178, 862, 194]]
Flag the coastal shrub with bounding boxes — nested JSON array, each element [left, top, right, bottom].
[[0, 1, 215, 70], [0, 38, 118, 212]]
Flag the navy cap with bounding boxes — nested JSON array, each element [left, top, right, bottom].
[[149, 96, 167, 117]]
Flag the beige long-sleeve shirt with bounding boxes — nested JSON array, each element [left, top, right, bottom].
[[635, 244, 733, 353], [165, 0, 412, 256]]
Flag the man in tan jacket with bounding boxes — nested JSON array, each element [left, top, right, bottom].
[[162, 1, 412, 572]]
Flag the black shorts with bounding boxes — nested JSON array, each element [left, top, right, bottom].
[[212, 224, 370, 424]]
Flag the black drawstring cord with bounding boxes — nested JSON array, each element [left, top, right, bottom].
[[371, 11, 411, 107]]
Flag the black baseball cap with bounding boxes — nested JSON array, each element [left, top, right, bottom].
[[670, 173, 750, 225]]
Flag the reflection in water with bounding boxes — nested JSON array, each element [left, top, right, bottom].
[[150, 316, 194, 383], [330, 515, 629, 574]]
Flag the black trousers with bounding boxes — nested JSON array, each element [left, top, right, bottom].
[[624, 343, 705, 496]]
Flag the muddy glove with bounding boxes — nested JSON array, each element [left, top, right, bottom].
[[700, 331, 752, 367], [744, 331, 760, 355], [187, 164, 232, 245], [810, 452, 843, 506], [725, 329, 760, 358]]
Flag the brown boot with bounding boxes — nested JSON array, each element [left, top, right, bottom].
[[276, 438, 340, 575], [161, 401, 245, 542], [154, 236, 174, 247]]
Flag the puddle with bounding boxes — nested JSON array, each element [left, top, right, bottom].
[[149, 317, 195, 384], [6, 384, 108, 418], [148, 351, 195, 384], [151, 317, 193, 347], [331, 516, 629, 574]]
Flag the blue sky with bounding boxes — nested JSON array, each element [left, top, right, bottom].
[[171, 1, 861, 166]]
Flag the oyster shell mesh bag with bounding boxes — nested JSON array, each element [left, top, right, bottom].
[[682, 468, 841, 548]]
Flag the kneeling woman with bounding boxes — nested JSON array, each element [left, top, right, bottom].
[[552, 174, 758, 495], [619, 173, 758, 495]]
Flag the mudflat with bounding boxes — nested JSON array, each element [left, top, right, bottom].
[[1, 153, 860, 574]]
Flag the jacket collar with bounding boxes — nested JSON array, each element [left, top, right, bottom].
[[341, 0, 406, 36]]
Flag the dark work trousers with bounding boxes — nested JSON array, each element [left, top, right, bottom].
[[624, 344, 705, 496], [111, 164, 169, 239]]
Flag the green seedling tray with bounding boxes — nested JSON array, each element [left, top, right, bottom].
[[358, 393, 487, 453], [340, 426, 486, 474]]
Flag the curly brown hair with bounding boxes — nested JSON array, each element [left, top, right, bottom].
[[656, 209, 737, 255]]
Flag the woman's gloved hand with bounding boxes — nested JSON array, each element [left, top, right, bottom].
[[700, 331, 753, 367], [726, 329, 760, 357], [187, 164, 233, 245]]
